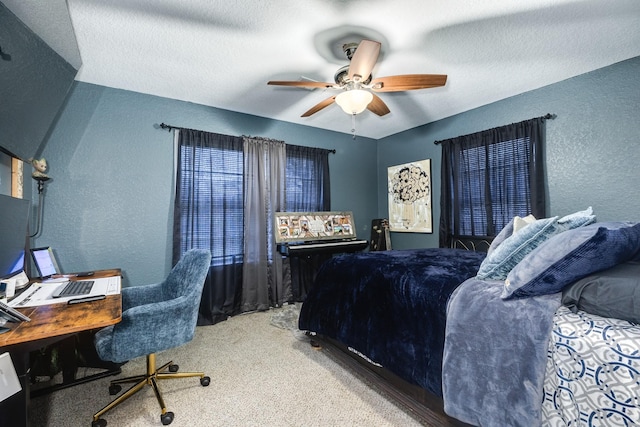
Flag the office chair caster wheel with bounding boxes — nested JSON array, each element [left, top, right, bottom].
[[201, 376, 210, 386], [161, 411, 174, 425], [109, 384, 122, 395], [169, 364, 179, 372], [92, 419, 107, 427]]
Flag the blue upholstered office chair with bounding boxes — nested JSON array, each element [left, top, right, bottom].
[[92, 249, 212, 427]]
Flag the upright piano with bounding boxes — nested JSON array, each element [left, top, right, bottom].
[[278, 238, 369, 256], [275, 211, 368, 299], [275, 211, 368, 256]]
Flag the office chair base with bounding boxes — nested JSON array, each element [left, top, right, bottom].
[[92, 354, 210, 426]]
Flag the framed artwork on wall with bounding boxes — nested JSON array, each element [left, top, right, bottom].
[[387, 159, 432, 233], [0, 151, 24, 198]]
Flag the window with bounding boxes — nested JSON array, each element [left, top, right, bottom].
[[439, 117, 547, 248], [285, 144, 330, 212], [177, 143, 244, 266], [456, 138, 533, 235], [175, 130, 330, 266], [174, 131, 244, 267]]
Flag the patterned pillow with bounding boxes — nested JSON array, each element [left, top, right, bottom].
[[503, 222, 640, 299], [476, 216, 561, 280]]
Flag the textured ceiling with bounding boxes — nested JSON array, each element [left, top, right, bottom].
[[6, 0, 640, 139]]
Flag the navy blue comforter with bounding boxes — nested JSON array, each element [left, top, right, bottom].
[[298, 248, 486, 397]]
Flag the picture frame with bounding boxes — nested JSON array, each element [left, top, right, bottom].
[[387, 159, 432, 233], [274, 211, 357, 243]]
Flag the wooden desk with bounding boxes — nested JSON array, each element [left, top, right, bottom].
[[0, 269, 122, 427]]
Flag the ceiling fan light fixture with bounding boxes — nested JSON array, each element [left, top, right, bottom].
[[335, 89, 373, 115]]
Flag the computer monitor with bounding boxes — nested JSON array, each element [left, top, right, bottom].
[[0, 194, 30, 280]]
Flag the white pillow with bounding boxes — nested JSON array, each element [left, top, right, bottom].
[[513, 214, 536, 234]]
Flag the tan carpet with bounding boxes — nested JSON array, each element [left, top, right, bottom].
[[29, 305, 423, 426]]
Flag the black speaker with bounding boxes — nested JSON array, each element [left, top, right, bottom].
[[370, 219, 391, 251]]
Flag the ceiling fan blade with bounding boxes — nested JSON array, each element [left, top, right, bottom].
[[301, 96, 336, 117], [268, 80, 335, 89], [348, 40, 381, 82], [370, 74, 448, 92], [367, 94, 390, 116]]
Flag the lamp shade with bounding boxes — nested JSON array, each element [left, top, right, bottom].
[[335, 90, 373, 115]]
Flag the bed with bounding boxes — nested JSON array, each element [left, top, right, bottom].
[[298, 216, 640, 426]]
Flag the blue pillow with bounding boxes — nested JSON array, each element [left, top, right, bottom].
[[557, 206, 596, 230], [486, 217, 514, 256], [477, 216, 562, 280], [487, 215, 537, 256], [503, 222, 640, 299]]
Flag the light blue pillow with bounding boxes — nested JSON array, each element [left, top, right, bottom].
[[557, 206, 596, 230], [503, 222, 640, 299], [476, 216, 561, 280], [486, 217, 514, 256]]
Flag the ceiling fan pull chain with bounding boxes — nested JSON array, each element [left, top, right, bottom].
[[351, 113, 357, 139]]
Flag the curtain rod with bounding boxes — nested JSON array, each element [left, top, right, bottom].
[[159, 122, 336, 153], [160, 122, 202, 133], [433, 113, 556, 145]]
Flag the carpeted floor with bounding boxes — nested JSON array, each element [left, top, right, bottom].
[[28, 304, 423, 426], [268, 302, 303, 331]]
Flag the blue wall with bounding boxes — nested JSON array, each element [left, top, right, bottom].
[[378, 56, 640, 249], [34, 55, 640, 285], [0, 3, 77, 162], [35, 83, 377, 286]]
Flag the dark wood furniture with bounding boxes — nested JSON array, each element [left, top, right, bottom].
[[0, 269, 122, 427]]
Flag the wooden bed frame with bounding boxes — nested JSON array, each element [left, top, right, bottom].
[[308, 334, 471, 426]]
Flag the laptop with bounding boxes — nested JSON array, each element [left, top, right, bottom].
[[30, 247, 62, 279], [29, 247, 98, 298]]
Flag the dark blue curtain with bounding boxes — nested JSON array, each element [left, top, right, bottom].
[[283, 144, 332, 300], [438, 117, 547, 248], [174, 130, 332, 324], [174, 129, 244, 325]]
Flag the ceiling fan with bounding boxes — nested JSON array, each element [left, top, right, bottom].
[[267, 39, 447, 117]]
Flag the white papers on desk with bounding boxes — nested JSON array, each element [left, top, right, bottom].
[[8, 276, 121, 308]]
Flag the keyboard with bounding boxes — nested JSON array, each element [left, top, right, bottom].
[[52, 280, 95, 298]]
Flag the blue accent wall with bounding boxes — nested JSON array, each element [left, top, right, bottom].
[[36, 83, 377, 286], [378, 56, 640, 250], [0, 3, 77, 162], [34, 55, 640, 284]]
